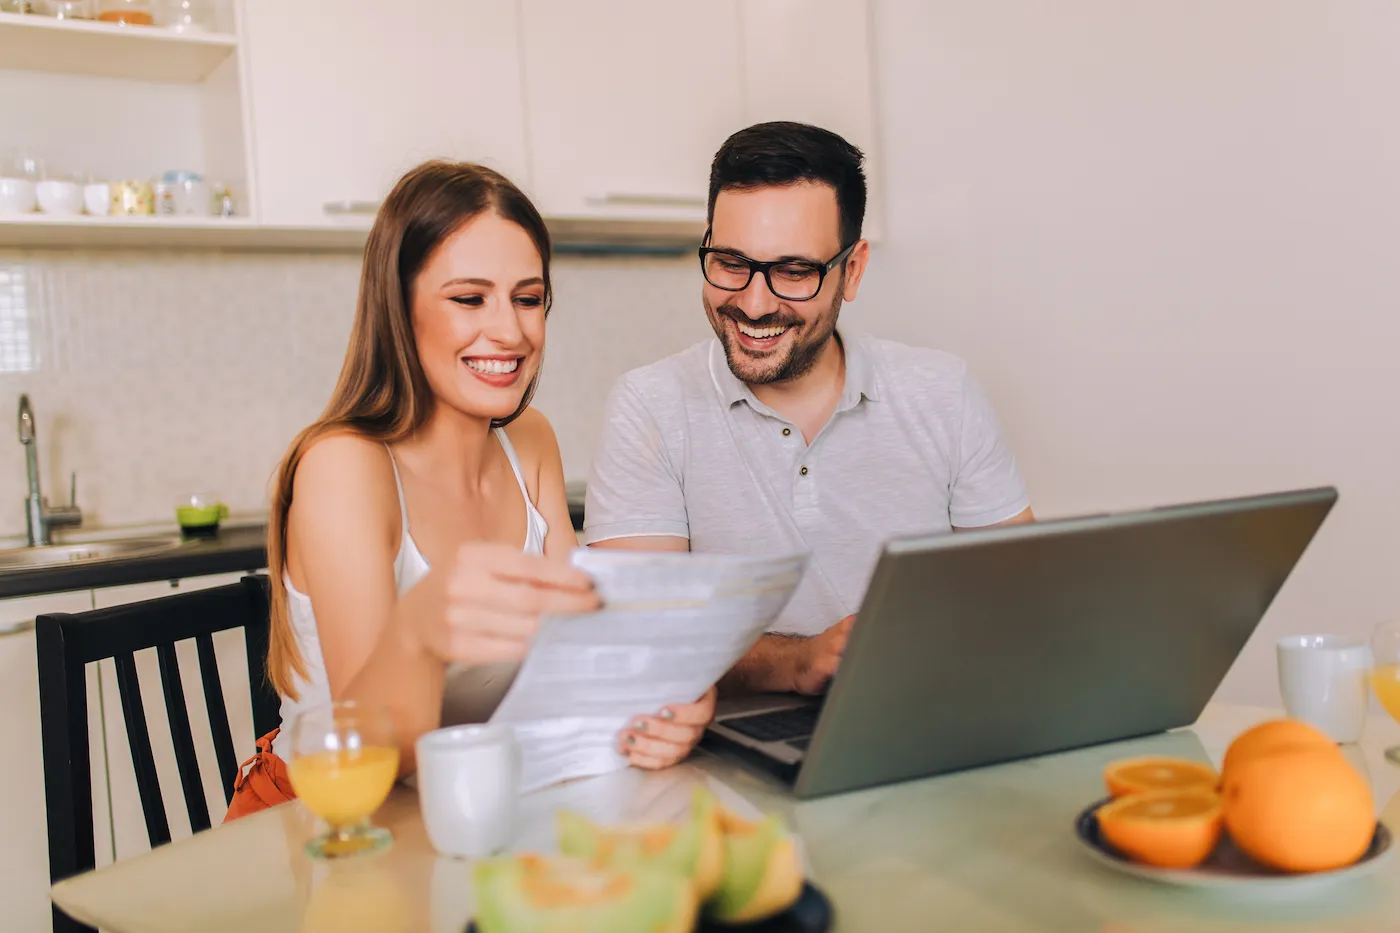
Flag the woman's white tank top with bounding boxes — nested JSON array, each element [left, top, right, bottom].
[[274, 428, 549, 756]]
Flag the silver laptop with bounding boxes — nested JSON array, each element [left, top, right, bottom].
[[701, 486, 1337, 799]]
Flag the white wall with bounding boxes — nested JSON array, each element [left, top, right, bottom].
[[858, 0, 1400, 706], [0, 250, 700, 542]]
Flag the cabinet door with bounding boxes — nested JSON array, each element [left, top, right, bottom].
[[94, 573, 261, 861], [519, 0, 744, 222], [239, 0, 531, 227], [739, 0, 883, 241], [0, 590, 98, 933]]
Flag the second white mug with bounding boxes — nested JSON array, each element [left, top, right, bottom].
[[1277, 634, 1371, 743], [415, 723, 521, 859]]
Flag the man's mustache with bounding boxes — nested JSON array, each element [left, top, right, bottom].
[[715, 304, 802, 330]]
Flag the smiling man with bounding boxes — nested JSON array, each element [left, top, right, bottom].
[[583, 121, 1034, 697]]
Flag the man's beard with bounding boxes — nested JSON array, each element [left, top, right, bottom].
[[706, 284, 843, 386]]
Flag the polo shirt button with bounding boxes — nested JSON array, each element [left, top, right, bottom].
[[782, 428, 792, 437], [800, 466, 809, 476]]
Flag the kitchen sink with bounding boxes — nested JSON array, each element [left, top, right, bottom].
[[0, 535, 188, 572]]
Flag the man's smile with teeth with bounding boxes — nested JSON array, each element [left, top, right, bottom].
[[736, 321, 791, 339], [464, 358, 520, 374]]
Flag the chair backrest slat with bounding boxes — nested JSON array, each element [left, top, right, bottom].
[[242, 575, 280, 740], [113, 651, 172, 847], [156, 642, 212, 834], [195, 632, 239, 807], [36, 621, 95, 883]]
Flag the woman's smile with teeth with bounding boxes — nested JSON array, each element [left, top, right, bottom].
[[736, 321, 790, 339], [464, 357, 520, 374]]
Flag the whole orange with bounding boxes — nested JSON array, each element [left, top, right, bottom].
[[1220, 719, 1336, 783], [1222, 746, 1374, 873]]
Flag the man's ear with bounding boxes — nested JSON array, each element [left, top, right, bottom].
[[841, 240, 871, 302]]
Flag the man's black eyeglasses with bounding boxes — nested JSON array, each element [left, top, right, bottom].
[[698, 229, 856, 302]]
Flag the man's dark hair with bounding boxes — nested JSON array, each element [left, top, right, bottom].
[[707, 121, 867, 249]]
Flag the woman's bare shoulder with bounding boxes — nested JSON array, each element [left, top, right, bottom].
[[500, 407, 562, 471], [291, 430, 400, 525]]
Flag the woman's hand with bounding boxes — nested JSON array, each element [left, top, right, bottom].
[[412, 541, 600, 666], [617, 686, 718, 770]]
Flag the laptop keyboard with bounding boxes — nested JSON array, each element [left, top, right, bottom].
[[722, 706, 819, 743]]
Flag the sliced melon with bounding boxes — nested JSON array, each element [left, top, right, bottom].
[[557, 786, 723, 899], [706, 807, 804, 924], [472, 853, 697, 933]]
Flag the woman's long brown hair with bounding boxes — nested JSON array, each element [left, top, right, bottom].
[[266, 160, 553, 699]]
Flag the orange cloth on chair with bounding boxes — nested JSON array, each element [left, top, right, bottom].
[[224, 728, 297, 822]]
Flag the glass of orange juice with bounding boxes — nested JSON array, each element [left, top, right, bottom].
[[1370, 620, 1400, 765], [287, 701, 400, 859]]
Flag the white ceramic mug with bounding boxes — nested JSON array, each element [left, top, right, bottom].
[[1277, 634, 1372, 743], [415, 723, 520, 859], [83, 182, 111, 216]]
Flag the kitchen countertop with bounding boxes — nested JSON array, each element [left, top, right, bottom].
[[0, 523, 269, 599], [0, 490, 587, 600]]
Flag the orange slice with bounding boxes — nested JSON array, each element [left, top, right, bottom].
[[1103, 756, 1218, 798], [1096, 788, 1224, 869]]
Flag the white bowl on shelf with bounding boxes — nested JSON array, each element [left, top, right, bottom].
[[0, 178, 38, 215], [37, 179, 84, 216]]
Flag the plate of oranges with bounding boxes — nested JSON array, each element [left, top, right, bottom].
[[1076, 718, 1393, 889]]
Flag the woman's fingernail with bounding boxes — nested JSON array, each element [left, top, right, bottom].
[[625, 734, 636, 746], [633, 719, 648, 731], [659, 709, 675, 721]]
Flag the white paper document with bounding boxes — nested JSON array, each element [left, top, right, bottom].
[[489, 549, 808, 792]]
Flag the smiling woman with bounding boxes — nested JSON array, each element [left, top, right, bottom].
[[223, 161, 716, 823]]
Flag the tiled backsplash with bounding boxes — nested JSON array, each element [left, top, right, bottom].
[[0, 248, 709, 542]]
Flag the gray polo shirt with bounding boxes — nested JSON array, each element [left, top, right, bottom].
[[582, 331, 1031, 636]]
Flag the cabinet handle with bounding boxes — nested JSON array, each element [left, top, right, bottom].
[[585, 192, 707, 209], [323, 200, 381, 216], [0, 619, 34, 637]]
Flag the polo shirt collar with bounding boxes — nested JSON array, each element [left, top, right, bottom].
[[838, 330, 881, 410], [708, 329, 881, 412]]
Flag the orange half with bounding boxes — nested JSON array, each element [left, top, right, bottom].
[[1096, 788, 1224, 869], [1104, 756, 1218, 798]]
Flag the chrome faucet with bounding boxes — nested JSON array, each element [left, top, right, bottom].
[[18, 394, 80, 547]]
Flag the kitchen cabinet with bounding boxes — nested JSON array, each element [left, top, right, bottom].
[[0, 589, 97, 933], [94, 572, 259, 861], [518, 0, 744, 224], [1, 0, 880, 250], [239, 0, 531, 228], [738, 0, 884, 241]]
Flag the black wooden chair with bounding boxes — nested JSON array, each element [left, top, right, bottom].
[[36, 573, 280, 933]]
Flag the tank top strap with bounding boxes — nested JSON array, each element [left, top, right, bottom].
[[383, 444, 411, 537], [493, 427, 532, 505], [495, 428, 549, 556]]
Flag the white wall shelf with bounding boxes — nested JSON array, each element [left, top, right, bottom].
[[0, 213, 362, 251], [0, 13, 236, 83], [0, 212, 705, 254]]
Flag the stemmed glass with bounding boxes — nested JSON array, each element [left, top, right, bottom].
[[1369, 620, 1400, 765], [286, 701, 400, 859]]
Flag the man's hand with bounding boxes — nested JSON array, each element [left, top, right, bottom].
[[791, 615, 854, 695]]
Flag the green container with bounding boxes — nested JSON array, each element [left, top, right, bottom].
[[176, 502, 228, 529]]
